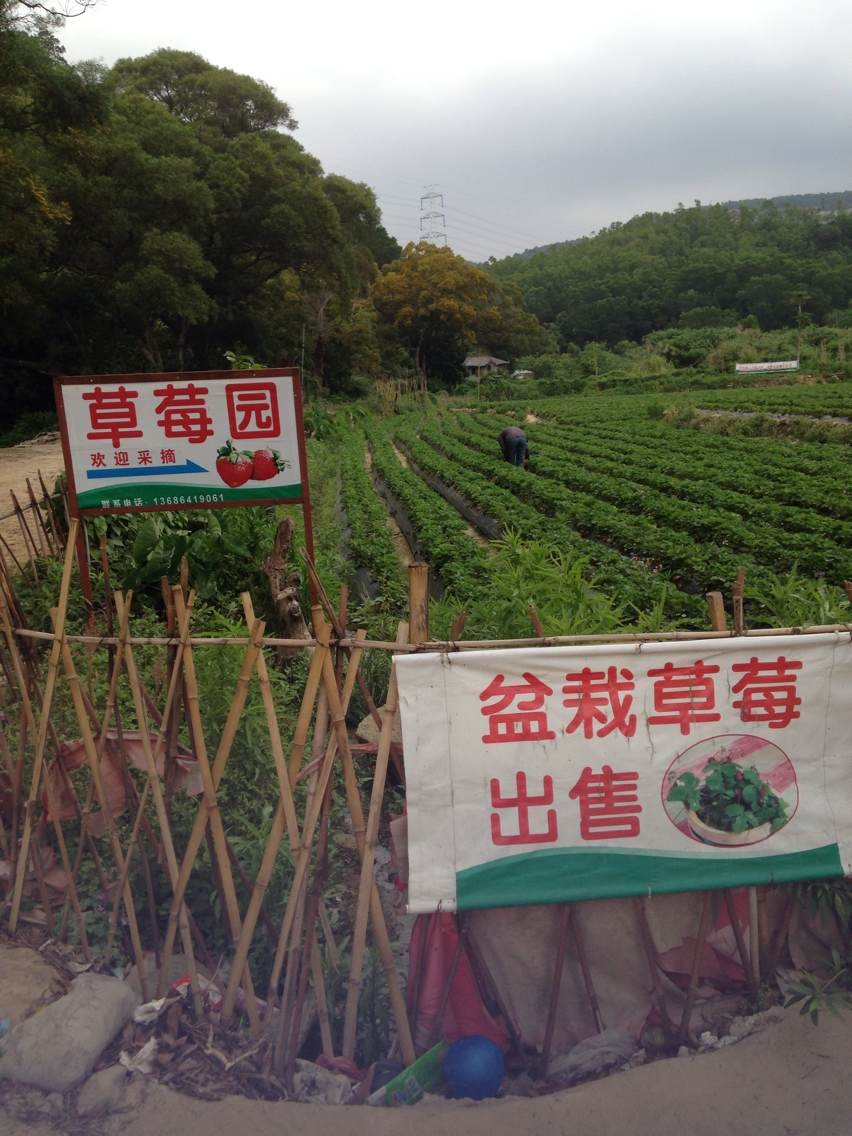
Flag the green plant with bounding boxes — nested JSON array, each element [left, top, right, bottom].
[[668, 757, 788, 834], [783, 949, 852, 1024]]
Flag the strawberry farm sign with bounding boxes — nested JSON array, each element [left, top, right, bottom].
[[396, 632, 852, 913], [55, 369, 308, 515]]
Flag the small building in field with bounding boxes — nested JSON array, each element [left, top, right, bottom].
[[463, 354, 509, 378]]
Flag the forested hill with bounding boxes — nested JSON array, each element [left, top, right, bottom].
[[722, 190, 852, 213], [490, 202, 852, 346]]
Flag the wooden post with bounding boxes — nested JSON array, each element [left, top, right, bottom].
[[408, 563, 429, 645], [705, 591, 727, 632], [732, 568, 746, 635], [25, 479, 52, 557]]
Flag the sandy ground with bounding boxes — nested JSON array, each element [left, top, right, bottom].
[[0, 1007, 850, 1136], [0, 437, 65, 563]]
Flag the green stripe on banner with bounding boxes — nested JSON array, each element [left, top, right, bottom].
[[77, 481, 303, 509], [456, 844, 843, 910]]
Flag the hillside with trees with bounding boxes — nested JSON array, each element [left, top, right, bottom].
[[489, 203, 852, 347]]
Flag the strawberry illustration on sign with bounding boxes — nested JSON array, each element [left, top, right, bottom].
[[215, 440, 253, 488], [251, 447, 289, 481]]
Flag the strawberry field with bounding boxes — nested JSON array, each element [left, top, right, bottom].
[[322, 382, 852, 636]]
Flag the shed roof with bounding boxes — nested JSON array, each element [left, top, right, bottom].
[[463, 355, 508, 367]]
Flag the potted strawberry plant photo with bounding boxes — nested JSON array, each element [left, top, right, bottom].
[[667, 757, 790, 846]]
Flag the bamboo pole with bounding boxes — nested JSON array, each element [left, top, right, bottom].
[[155, 590, 264, 1025], [38, 470, 63, 550], [723, 890, 757, 998], [315, 608, 415, 1066], [13, 620, 852, 651], [53, 613, 149, 995], [113, 590, 204, 1013], [570, 907, 605, 1032], [25, 479, 52, 557], [541, 905, 572, 1074], [0, 591, 91, 953], [9, 519, 78, 931], [263, 630, 341, 1006], [274, 687, 328, 1073], [280, 716, 333, 1080], [341, 620, 408, 1060], [10, 491, 39, 578], [678, 892, 714, 1043], [219, 622, 330, 1024]]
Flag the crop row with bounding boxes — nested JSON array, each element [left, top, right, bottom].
[[392, 421, 708, 622], [368, 435, 491, 602], [695, 382, 852, 417], [481, 393, 849, 479], [338, 435, 407, 607], [470, 402, 847, 508], [460, 414, 852, 550], [514, 416, 849, 520], [533, 406, 849, 481]]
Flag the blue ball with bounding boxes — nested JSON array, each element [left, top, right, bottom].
[[443, 1035, 505, 1100]]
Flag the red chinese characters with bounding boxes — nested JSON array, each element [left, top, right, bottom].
[[154, 383, 213, 444], [480, 673, 556, 744], [731, 656, 803, 729], [83, 386, 143, 449], [562, 666, 637, 739], [159, 449, 176, 465], [568, 765, 642, 840], [90, 453, 106, 468], [226, 382, 281, 440], [647, 660, 721, 735], [490, 772, 557, 845]]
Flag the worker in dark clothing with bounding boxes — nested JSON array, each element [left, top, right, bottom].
[[498, 426, 529, 467]]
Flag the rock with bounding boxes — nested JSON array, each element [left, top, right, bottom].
[[355, 711, 402, 747], [77, 1065, 129, 1116], [0, 945, 61, 1026], [548, 1029, 638, 1086], [677, 1045, 692, 1058], [123, 953, 211, 1001], [292, 1059, 353, 1104], [0, 972, 139, 1092]]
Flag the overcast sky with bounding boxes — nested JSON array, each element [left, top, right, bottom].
[[58, 0, 852, 261]]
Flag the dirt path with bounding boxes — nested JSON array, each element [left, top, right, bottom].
[[0, 437, 65, 563], [0, 1006, 849, 1136]]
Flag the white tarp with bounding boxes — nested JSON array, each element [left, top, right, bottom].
[[396, 633, 852, 913]]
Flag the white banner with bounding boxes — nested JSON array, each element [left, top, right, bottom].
[[735, 361, 799, 373], [396, 633, 852, 912]]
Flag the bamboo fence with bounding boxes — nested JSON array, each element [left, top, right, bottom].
[[2, 519, 851, 1083]]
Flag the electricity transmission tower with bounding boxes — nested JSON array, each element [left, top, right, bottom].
[[420, 185, 447, 246]]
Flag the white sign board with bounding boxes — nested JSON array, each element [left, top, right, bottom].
[[735, 361, 799, 373], [396, 633, 852, 912], [55, 369, 306, 515]]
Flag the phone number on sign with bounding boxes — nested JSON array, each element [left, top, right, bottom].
[[149, 493, 226, 506]]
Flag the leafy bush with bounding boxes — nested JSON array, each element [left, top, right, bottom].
[[668, 759, 788, 834]]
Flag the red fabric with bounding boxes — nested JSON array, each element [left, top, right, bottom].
[[409, 913, 509, 1050]]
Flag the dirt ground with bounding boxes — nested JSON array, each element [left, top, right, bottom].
[[0, 1007, 850, 1136], [0, 436, 64, 563]]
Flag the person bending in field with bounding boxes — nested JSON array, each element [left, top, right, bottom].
[[498, 426, 529, 468]]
